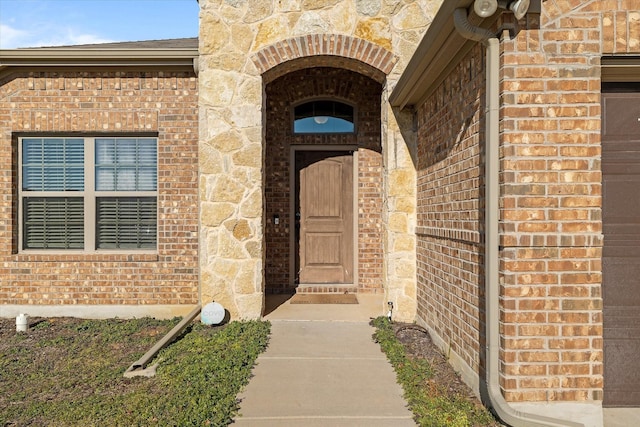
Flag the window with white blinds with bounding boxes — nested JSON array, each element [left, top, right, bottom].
[[96, 197, 157, 249], [23, 197, 85, 249], [19, 137, 158, 251]]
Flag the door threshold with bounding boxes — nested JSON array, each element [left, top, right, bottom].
[[296, 284, 357, 294]]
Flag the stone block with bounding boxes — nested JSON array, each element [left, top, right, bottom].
[[233, 144, 262, 167], [201, 52, 246, 72], [200, 12, 230, 53], [326, 1, 356, 33], [241, 189, 263, 218], [245, 240, 262, 258], [231, 23, 255, 52], [201, 269, 235, 310], [207, 129, 245, 152], [388, 212, 408, 232], [244, 0, 274, 23], [389, 169, 414, 196], [276, 0, 301, 13], [255, 15, 292, 47], [355, 18, 391, 50], [201, 202, 235, 227], [218, 230, 248, 259], [393, 234, 415, 252], [394, 258, 415, 278], [394, 196, 416, 214], [199, 144, 225, 174], [226, 103, 261, 128], [356, 0, 381, 16], [212, 258, 241, 280], [301, 0, 342, 11], [391, 2, 429, 31], [212, 175, 246, 203], [236, 293, 264, 320], [227, 219, 253, 241], [238, 78, 262, 104], [200, 71, 239, 107], [234, 260, 261, 294]]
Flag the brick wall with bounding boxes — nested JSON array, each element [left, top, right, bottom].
[[0, 69, 199, 309], [264, 67, 383, 293], [416, 43, 485, 380], [414, 0, 640, 405], [494, 1, 631, 403]]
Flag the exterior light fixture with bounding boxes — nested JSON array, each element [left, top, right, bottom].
[[473, 0, 531, 19], [473, 0, 498, 17], [509, 0, 530, 20]]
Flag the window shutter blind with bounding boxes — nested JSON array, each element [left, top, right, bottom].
[[96, 197, 157, 249], [22, 138, 84, 191], [95, 138, 157, 191], [23, 197, 84, 249]]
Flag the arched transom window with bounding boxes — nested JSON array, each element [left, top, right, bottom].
[[293, 100, 355, 134]]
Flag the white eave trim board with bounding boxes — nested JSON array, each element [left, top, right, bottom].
[[0, 48, 198, 68]]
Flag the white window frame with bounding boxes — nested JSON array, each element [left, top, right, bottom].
[[18, 136, 158, 254]]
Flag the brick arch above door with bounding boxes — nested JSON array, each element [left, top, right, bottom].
[[251, 34, 397, 84]]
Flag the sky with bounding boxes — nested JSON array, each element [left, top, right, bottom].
[[0, 0, 199, 49]]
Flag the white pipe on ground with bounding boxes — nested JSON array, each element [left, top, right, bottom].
[[16, 313, 29, 332]]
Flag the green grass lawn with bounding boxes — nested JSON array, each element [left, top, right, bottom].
[[0, 317, 270, 426]]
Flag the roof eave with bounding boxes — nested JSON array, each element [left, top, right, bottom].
[[389, 0, 490, 110], [0, 48, 199, 70], [390, 0, 544, 110]]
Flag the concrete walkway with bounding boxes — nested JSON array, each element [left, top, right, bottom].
[[232, 294, 416, 426]]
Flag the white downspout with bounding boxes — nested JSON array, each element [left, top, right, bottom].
[[453, 8, 583, 427]]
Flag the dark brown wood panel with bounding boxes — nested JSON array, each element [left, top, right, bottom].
[[602, 84, 640, 407], [297, 151, 353, 284]]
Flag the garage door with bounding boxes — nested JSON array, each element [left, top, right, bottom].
[[602, 82, 640, 407]]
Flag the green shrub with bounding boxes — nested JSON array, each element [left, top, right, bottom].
[[372, 317, 496, 427]]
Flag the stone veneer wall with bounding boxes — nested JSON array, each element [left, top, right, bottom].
[[198, 0, 444, 320], [0, 69, 199, 316]]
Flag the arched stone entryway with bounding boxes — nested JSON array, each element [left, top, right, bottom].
[[198, 13, 421, 321], [256, 35, 393, 300]]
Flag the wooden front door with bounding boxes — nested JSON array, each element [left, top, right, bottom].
[[602, 83, 640, 407], [296, 151, 353, 284]]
